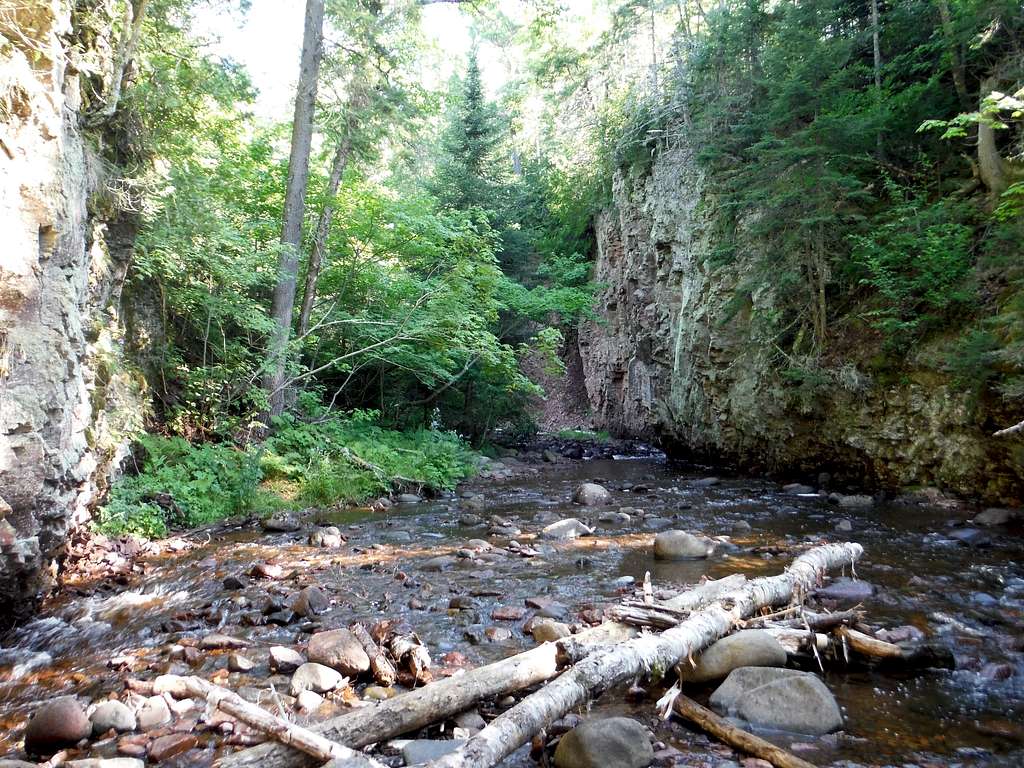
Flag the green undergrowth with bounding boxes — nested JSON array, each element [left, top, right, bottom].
[[554, 429, 611, 442], [94, 410, 478, 539]]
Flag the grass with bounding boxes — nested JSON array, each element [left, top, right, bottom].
[[554, 428, 611, 441]]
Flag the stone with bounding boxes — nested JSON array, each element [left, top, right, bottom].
[[454, 709, 486, 734], [291, 662, 345, 695], [296, 689, 324, 712], [816, 578, 874, 602], [401, 739, 467, 764], [24, 696, 92, 753], [732, 520, 752, 533], [834, 518, 853, 532], [541, 518, 594, 540], [783, 483, 815, 494], [678, 631, 788, 683], [973, 508, 1016, 527], [491, 605, 528, 621], [269, 646, 305, 673], [200, 632, 249, 649], [653, 530, 716, 560], [66, 760, 146, 768], [261, 515, 300, 532], [553, 716, 654, 768], [223, 574, 248, 590], [134, 695, 171, 730], [364, 685, 396, 700], [227, 653, 254, 672], [396, 493, 422, 503], [949, 527, 990, 546], [90, 699, 137, 735], [250, 561, 284, 579], [532, 620, 572, 642], [693, 477, 720, 487], [573, 483, 612, 506], [307, 628, 370, 675], [710, 667, 842, 735], [291, 585, 329, 617], [309, 527, 344, 547], [422, 555, 458, 572], [148, 733, 197, 762], [837, 494, 873, 509], [484, 626, 513, 642]]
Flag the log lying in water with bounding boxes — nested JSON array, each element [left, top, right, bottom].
[[219, 621, 637, 768], [425, 542, 863, 768], [672, 693, 817, 768]]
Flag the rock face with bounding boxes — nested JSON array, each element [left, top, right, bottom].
[[553, 717, 654, 768], [653, 530, 716, 560], [578, 137, 1023, 505], [0, 2, 147, 625], [710, 667, 842, 735], [678, 630, 788, 683]]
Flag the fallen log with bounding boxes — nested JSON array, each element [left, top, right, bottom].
[[425, 542, 863, 768], [835, 626, 903, 660], [351, 622, 397, 686], [159, 675, 386, 767], [672, 693, 817, 768], [219, 621, 637, 768], [390, 631, 432, 683]]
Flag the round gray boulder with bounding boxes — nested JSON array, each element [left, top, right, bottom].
[[553, 717, 653, 768], [678, 630, 788, 683], [572, 483, 612, 506], [653, 530, 716, 560], [710, 667, 842, 735]]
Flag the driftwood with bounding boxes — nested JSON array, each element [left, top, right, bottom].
[[350, 622, 397, 686], [836, 627, 903, 660], [390, 632, 432, 683], [219, 622, 636, 768], [426, 542, 863, 768], [159, 675, 385, 767], [672, 693, 817, 768]]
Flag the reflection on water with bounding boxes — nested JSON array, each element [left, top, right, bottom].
[[1, 458, 1021, 765]]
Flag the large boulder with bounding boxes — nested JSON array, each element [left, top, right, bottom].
[[710, 667, 842, 735], [572, 483, 612, 506], [290, 662, 345, 695], [653, 530, 716, 560], [678, 630, 787, 683], [307, 628, 370, 675], [24, 696, 92, 753], [541, 518, 594, 540], [89, 699, 137, 734], [553, 717, 653, 768]]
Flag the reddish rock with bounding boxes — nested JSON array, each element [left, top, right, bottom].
[[149, 732, 198, 762], [249, 562, 284, 579], [491, 606, 527, 621], [24, 696, 91, 754]]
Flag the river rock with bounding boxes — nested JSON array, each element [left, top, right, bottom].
[[693, 477, 720, 487], [973, 508, 1017, 527], [678, 630, 788, 683], [397, 493, 422, 503], [261, 515, 300, 532], [837, 494, 873, 509], [228, 653, 254, 672], [24, 696, 92, 753], [291, 585, 329, 617], [653, 530, 716, 560], [532, 619, 572, 642], [200, 632, 249, 649], [710, 667, 842, 735], [290, 662, 344, 695], [66, 760, 146, 768], [307, 628, 370, 675], [401, 739, 466, 764], [90, 699, 136, 734], [541, 518, 594, 540], [134, 695, 171, 730], [572, 483, 612, 506], [296, 689, 324, 712], [422, 555, 458, 572], [553, 716, 654, 768], [454, 708, 487, 733], [783, 483, 815, 494], [309, 527, 344, 547], [250, 561, 284, 579], [816, 577, 874, 602], [269, 646, 305, 673], [732, 520, 752, 532], [148, 733, 197, 762]]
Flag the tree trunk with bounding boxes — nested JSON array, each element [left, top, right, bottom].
[[263, 0, 325, 418], [936, 0, 971, 111], [871, 0, 884, 158]]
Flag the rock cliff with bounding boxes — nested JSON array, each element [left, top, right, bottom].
[[580, 138, 1024, 504], [0, 2, 144, 624]]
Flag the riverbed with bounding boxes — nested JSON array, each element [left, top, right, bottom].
[[1, 454, 1022, 766]]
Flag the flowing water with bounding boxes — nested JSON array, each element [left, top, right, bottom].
[[1, 456, 1022, 766]]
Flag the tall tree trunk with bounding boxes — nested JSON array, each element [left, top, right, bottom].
[[870, 0, 884, 159], [263, 0, 325, 418], [296, 132, 355, 338], [936, 0, 971, 111]]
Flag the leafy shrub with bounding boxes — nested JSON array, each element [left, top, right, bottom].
[[96, 435, 263, 538]]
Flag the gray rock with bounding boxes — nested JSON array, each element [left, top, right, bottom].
[[401, 739, 466, 764], [291, 585, 329, 617], [307, 628, 370, 675], [296, 689, 323, 712], [290, 662, 344, 695], [309, 527, 344, 547], [553, 717, 654, 768], [262, 515, 300, 532], [816, 577, 874, 602], [731, 520, 752, 533], [678, 630, 788, 683], [949, 527, 990, 546], [454, 709, 487, 734], [228, 653, 254, 672], [837, 494, 873, 509], [89, 699, 136, 734], [834, 518, 853, 532], [710, 667, 842, 735], [973, 508, 1016, 527], [25, 696, 92, 753], [422, 555, 458, 572], [572, 483, 612, 506], [653, 530, 716, 560], [396, 493, 422, 504], [532, 620, 572, 642], [693, 477, 720, 487], [134, 695, 171, 731], [783, 483, 815, 494], [541, 518, 594, 540], [269, 646, 305, 673]]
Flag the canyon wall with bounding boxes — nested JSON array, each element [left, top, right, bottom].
[[0, 2, 144, 624], [580, 138, 1024, 504]]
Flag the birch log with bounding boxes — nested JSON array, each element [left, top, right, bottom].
[[425, 542, 863, 768], [351, 622, 397, 686], [219, 621, 637, 768], [158, 675, 386, 768]]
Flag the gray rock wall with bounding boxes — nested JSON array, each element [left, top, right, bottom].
[[581, 138, 1024, 504]]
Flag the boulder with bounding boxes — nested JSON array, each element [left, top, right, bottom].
[[710, 667, 842, 735], [290, 662, 344, 695], [783, 483, 815, 494], [653, 530, 716, 560], [532, 620, 572, 643], [553, 717, 654, 768], [148, 733, 197, 762], [572, 483, 612, 506], [307, 628, 370, 675], [134, 695, 171, 730], [269, 646, 305, 673], [296, 690, 324, 712], [401, 740, 466, 764], [228, 653, 254, 672], [291, 585, 329, 617], [261, 515, 300, 532], [973, 508, 1016, 527], [89, 699, 136, 734], [541, 518, 594, 540], [396, 493, 422, 504], [816, 577, 874, 602], [309, 527, 344, 547], [24, 696, 92, 753], [837, 494, 873, 509], [678, 631, 788, 683]]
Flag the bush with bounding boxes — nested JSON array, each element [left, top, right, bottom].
[[96, 435, 263, 538]]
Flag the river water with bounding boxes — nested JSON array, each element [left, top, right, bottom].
[[1, 456, 1022, 766]]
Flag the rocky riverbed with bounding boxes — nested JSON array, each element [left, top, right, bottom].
[[0, 447, 1022, 767]]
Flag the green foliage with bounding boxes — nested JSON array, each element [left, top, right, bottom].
[[96, 435, 263, 538]]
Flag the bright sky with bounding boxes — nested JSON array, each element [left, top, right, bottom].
[[192, 1, 510, 121]]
